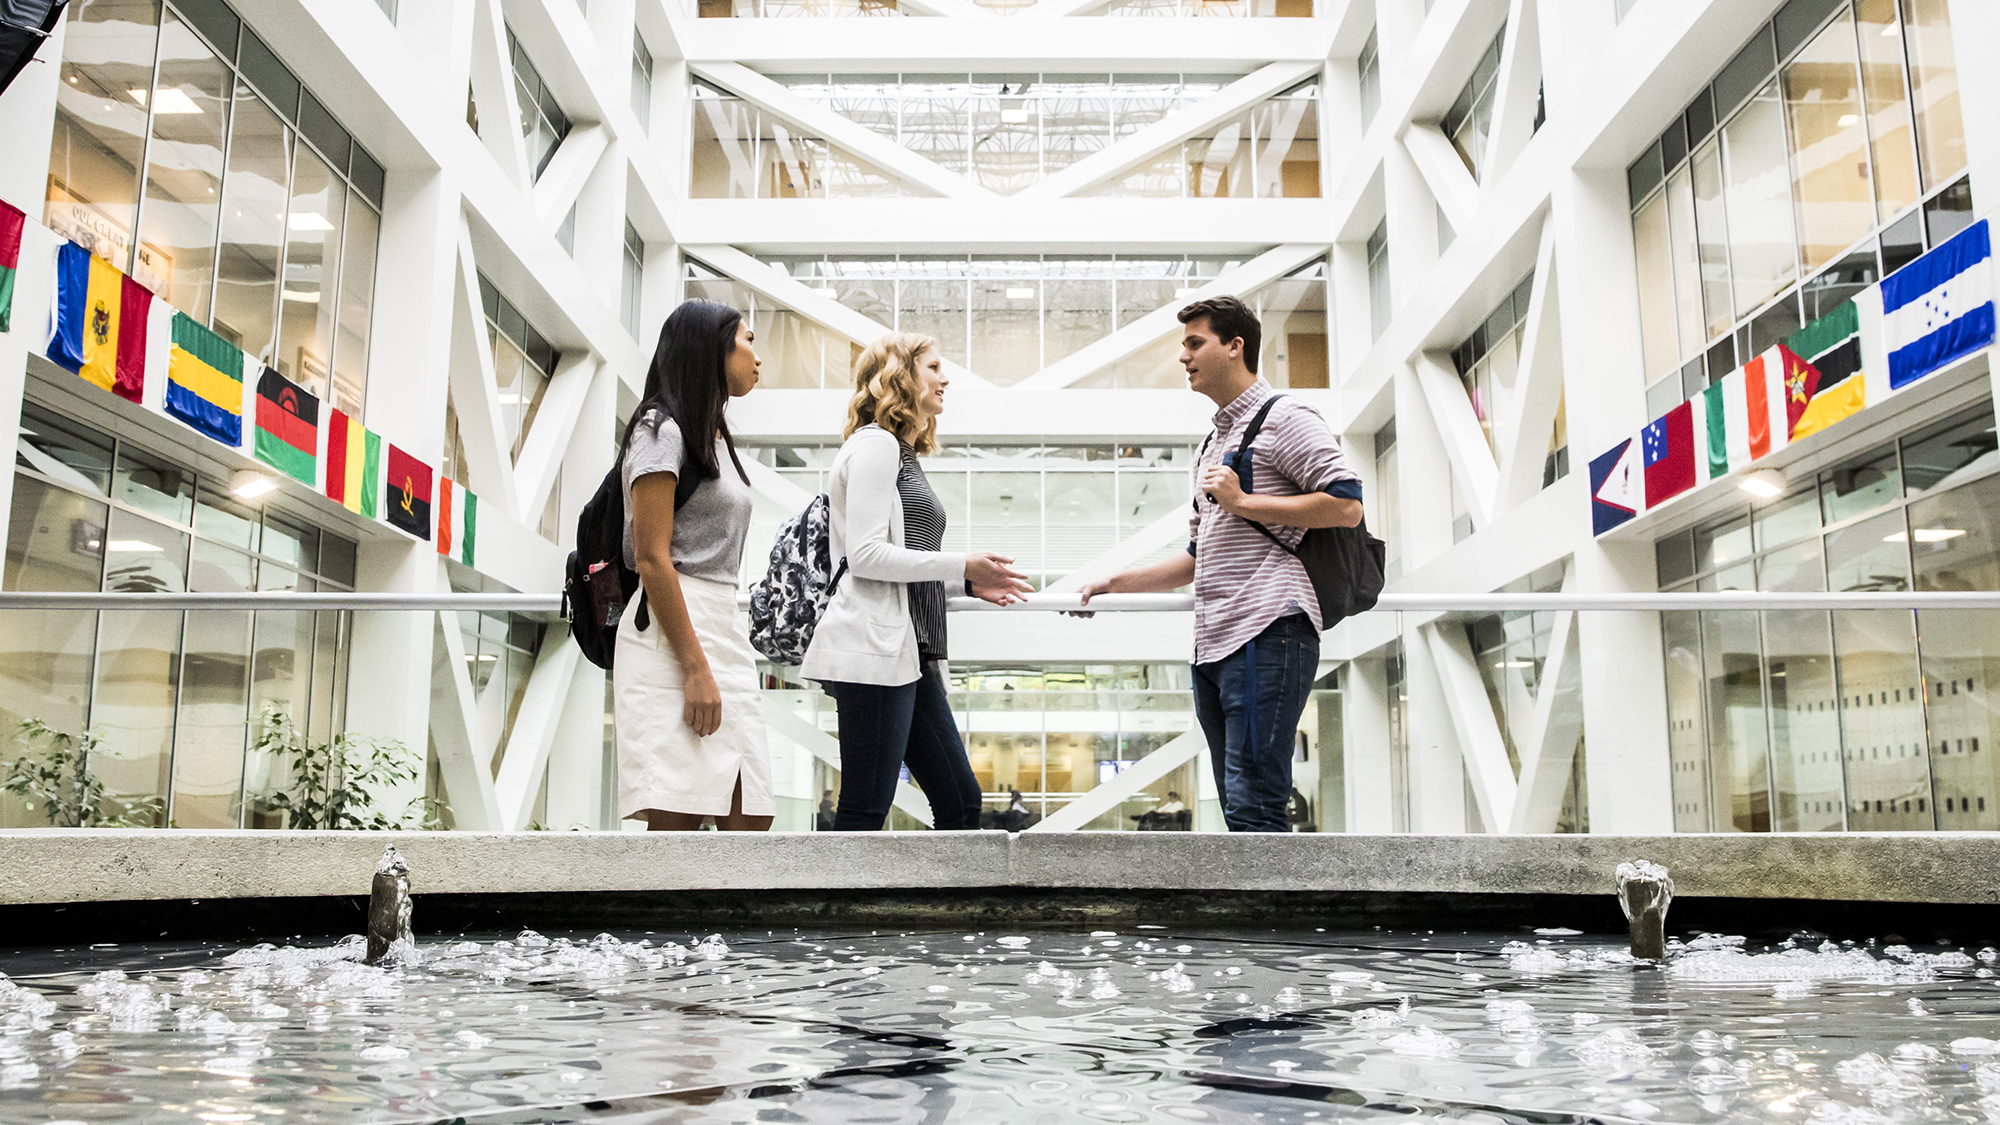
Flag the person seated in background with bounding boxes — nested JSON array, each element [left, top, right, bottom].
[[816, 789, 836, 831], [1002, 788, 1032, 832]]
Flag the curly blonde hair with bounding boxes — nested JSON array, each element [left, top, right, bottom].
[[845, 332, 942, 454]]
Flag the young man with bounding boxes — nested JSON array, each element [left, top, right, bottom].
[[1075, 296, 1362, 832]]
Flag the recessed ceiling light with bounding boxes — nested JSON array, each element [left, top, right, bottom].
[[1000, 108, 1030, 125], [1739, 468, 1786, 499], [1837, 114, 1859, 128], [810, 286, 837, 297], [1175, 287, 1198, 298], [287, 212, 335, 232], [281, 289, 320, 303], [1886, 528, 1965, 543], [1006, 287, 1035, 299], [231, 470, 276, 499], [106, 540, 164, 552], [131, 87, 202, 113]]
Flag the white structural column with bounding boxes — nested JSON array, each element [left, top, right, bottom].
[[1400, 124, 1479, 231], [1422, 621, 1517, 832], [514, 352, 601, 525], [494, 627, 585, 830], [468, 0, 532, 187], [1508, 607, 1583, 833], [1493, 220, 1563, 513], [449, 222, 525, 516], [1483, 0, 1544, 185], [533, 124, 612, 226], [430, 610, 506, 830], [1412, 351, 1498, 530], [1400, 619, 1468, 832]]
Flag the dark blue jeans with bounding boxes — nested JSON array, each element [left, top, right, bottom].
[[1192, 612, 1320, 833], [825, 665, 984, 831]]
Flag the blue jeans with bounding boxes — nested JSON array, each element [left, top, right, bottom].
[[825, 665, 984, 831], [1192, 612, 1319, 833]]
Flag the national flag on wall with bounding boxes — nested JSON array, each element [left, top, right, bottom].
[[1699, 379, 1731, 483], [385, 444, 432, 540], [1589, 438, 1642, 535], [1787, 302, 1866, 441], [1641, 400, 1696, 507], [436, 478, 477, 566], [0, 199, 23, 333], [1883, 218, 1994, 390], [325, 409, 382, 518], [48, 247, 150, 404], [254, 367, 319, 485], [165, 312, 245, 446], [1740, 350, 1781, 460]]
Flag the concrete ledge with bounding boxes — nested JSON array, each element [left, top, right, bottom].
[[2, 830, 1997, 907]]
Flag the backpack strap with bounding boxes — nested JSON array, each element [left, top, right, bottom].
[[1231, 394, 1300, 558]]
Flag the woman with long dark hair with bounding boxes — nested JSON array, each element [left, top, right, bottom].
[[614, 299, 771, 831]]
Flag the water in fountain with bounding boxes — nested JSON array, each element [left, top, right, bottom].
[[1616, 859, 1674, 961]]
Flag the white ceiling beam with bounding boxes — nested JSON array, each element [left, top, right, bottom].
[[431, 610, 505, 830], [1509, 603, 1582, 834], [1495, 218, 1563, 512], [1423, 620, 1519, 833], [469, 0, 533, 188], [532, 124, 610, 225], [1412, 350, 1499, 530], [1020, 62, 1322, 199], [451, 221, 525, 516], [1483, 0, 1545, 186], [669, 198, 1335, 248], [692, 62, 993, 200], [515, 351, 600, 525], [1015, 243, 1326, 389], [494, 627, 583, 830], [1028, 727, 1203, 832], [681, 243, 997, 389], [677, 20, 1333, 68], [1399, 122, 1479, 230]]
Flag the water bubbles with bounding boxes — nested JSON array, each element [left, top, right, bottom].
[[1273, 987, 1304, 1009], [1837, 1053, 1896, 1086], [1686, 1057, 1748, 1094], [357, 1044, 410, 1061], [1160, 965, 1194, 994], [1090, 931, 1116, 939], [996, 936, 1032, 948], [695, 935, 729, 960], [515, 930, 552, 949], [1535, 928, 1585, 936], [0, 1063, 37, 1089], [859, 966, 881, 976], [1571, 1013, 1601, 1026], [1953, 1038, 2000, 1056], [1573, 1027, 1654, 1064], [1384, 1027, 1460, 1057], [1328, 970, 1372, 983], [1907, 998, 1929, 1016], [1175, 945, 1192, 954], [1689, 1030, 1727, 1055], [454, 1030, 490, 1049]]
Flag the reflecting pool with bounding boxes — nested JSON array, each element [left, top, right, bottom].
[[1, 925, 1997, 1123]]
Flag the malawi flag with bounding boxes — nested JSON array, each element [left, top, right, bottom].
[[254, 367, 319, 484], [165, 312, 245, 446], [0, 199, 22, 333], [325, 409, 382, 518], [50, 248, 151, 404], [1641, 400, 1696, 508], [436, 478, 477, 566], [386, 444, 432, 540]]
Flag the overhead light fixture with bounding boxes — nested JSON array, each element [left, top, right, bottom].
[[1006, 286, 1035, 299], [1175, 287, 1198, 298], [999, 108, 1030, 125], [130, 87, 201, 113], [810, 286, 837, 297], [287, 212, 336, 232], [106, 540, 164, 553], [1493, 660, 1534, 668], [230, 470, 276, 499], [1739, 468, 1786, 499], [1837, 114, 1860, 128], [280, 289, 320, 303], [1886, 528, 1966, 544]]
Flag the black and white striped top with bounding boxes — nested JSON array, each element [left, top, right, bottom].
[[896, 442, 949, 663]]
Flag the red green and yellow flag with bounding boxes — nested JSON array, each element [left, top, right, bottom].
[[253, 367, 319, 485], [324, 409, 381, 518], [0, 200, 23, 334]]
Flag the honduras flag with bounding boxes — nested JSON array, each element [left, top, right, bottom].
[[1882, 219, 1993, 390]]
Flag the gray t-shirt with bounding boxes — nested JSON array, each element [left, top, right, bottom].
[[621, 411, 754, 583]]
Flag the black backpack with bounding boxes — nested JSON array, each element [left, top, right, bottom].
[[1203, 394, 1386, 628], [563, 455, 698, 672]]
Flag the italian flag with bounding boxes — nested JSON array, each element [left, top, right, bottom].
[[1698, 349, 1790, 482], [436, 477, 477, 567], [0, 200, 22, 334]]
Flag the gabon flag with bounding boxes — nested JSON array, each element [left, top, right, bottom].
[[385, 444, 432, 540], [0, 199, 23, 333], [165, 312, 245, 446], [324, 409, 381, 518], [49, 244, 152, 404], [253, 367, 319, 485]]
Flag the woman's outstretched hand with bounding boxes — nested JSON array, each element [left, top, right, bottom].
[[966, 551, 1033, 606]]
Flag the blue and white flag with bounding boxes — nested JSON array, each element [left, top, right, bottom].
[[1589, 437, 1641, 536], [1882, 219, 1993, 390]]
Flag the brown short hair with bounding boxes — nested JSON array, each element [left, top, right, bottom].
[[1178, 295, 1261, 374]]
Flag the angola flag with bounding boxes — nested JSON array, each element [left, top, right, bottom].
[[436, 478, 477, 566], [165, 312, 245, 446], [385, 444, 432, 540], [253, 367, 319, 484], [324, 409, 382, 518], [0, 199, 23, 333]]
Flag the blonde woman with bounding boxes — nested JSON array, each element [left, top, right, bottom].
[[801, 334, 1032, 830]]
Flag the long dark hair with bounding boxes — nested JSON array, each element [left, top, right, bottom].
[[619, 299, 749, 488]]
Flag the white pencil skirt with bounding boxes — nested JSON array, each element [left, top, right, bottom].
[[613, 573, 774, 819]]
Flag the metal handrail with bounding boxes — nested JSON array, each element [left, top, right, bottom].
[[4, 590, 2000, 612]]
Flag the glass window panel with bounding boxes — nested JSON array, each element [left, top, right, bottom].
[[1721, 80, 1800, 316], [970, 278, 1041, 385], [1043, 278, 1112, 368], [1879, 207, 1924, 276], [1923, 175, 1974, 246], [319, 533, 356, 587], [1252, 91, 1318, 198], [1908, 474, 2000, 828], [690, 96, 758, 198], [211, 85, 291, 359], [1901, 0, 1965, 189], [1765, 601, 1843, 832], [1826, 508, 1910, 593], [1664, 167, 1705, 360], [103, 507, 187, 593], [17, 404, 114, 495], [174, 540, 251, 828], [275, 142, 344, 400], [113, 445, 195, 525], [1901, 409, 1998, 500], [1820, 446, 1902, 525], [330, 190, 378, 418], [1689, 140, 1734, 340], [897, 277, 968, 368], [93, 509, 187, 826], [252, 567, 316, 749], [1701, 607, 1770, 831], [900, 82, 969, 176], [45, 0, 161, 272], [1040, 93, 1110, 177], [760, 125, 825, 198], [970, 91, 1037, 195], [1754, 484, 1822, 550], [193, 484, 258, 550], [0, 478, 103, 826], [1801, 249, 1878, 324], [1044, 472, 1115, 584], [1782, 9, 1874, 277], [1186, 114, 1252, 198], [755, 307, 851, 389], [261, 509, 317, 572], [970, 472, 1042, 587], [133, 6, 230, 319], [1694, 513, 1752, 573], [1834, 606, 1932, 830], [1854, 0, 1921, 223], [1632, 193, 1680, 380], [1663, 609, 1709, 831]]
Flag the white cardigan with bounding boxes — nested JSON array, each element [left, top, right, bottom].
[[799, 426, 967, 687]]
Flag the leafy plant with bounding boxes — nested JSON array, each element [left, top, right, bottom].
[[251, 704, 444, 830], [2, 720, 163, 828]]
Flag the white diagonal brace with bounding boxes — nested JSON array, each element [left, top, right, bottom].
[[431, 609, 504, 830], [692, 62, 994, 200], [1496, 219, 1563, 512], [1015, 243, 1326, 390], [1508, 607, 1582, 834], [1400, 123, 1480, 229], [1423, 621, 1518, 833], [1021, 62, 1321, 200], [1028, 727, 1204, 833], [899, 0, 999, 16], [1044, 505, 1191, 593], [452, 220, 523, 515], [683, 243, 995, 389], [1015, 0, 1117, 17], [760, 697, 935, 827], [1483, 0, 1544, 186], [515, 350, 599, 525], [494, 626, 583, 830], [469, 0, 531, 188], [1412, 350, 1498, 530], [532, 123, 610, 225]]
